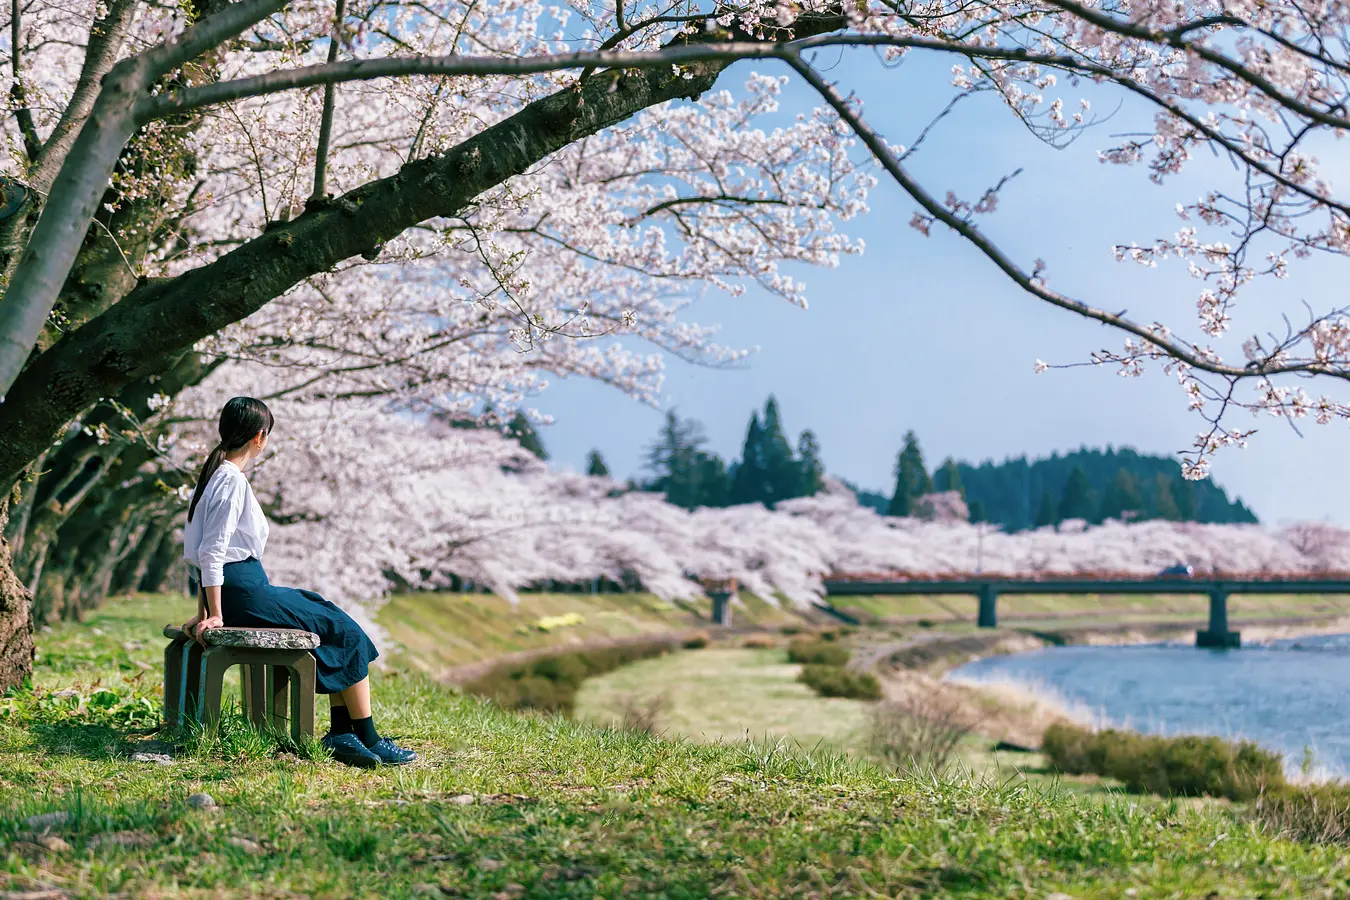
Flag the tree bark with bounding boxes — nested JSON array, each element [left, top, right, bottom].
[[139, 524, 184, 595], [0, 501, 35, 690], [18, 351, 211, 616], [114, 514, 174, 596]]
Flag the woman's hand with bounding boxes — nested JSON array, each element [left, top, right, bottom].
[[192, 615, 224, 647], [182, 612, 203, 636]]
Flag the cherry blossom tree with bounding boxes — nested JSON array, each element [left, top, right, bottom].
[[0, 0, 874, 687], [2, 0, 1350, 689]]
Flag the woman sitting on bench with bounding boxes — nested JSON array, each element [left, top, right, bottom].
[[181, 396, 415, 768]]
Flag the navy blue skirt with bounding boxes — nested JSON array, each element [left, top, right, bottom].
[[219, 558, 378, 694]]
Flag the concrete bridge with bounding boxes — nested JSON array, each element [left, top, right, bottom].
[[822, 578, 1350, 647]]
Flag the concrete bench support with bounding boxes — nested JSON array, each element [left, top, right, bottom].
[[162, 625, 320, 743]]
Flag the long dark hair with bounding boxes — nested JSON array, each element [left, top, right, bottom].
[[187, 396, 275, 522]]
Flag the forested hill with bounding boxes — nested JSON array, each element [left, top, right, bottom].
[[853, 446, 1258, 531]]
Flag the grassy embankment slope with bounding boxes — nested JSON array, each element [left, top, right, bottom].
[[378, 590, 802, 677], [838, 590, 1350, 631], [6, 595, 1350, 896]]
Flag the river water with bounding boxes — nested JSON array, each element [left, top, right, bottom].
[[948, 633, 1350, 777]]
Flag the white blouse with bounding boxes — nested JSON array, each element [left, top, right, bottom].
[[183, 460, 270, 588]]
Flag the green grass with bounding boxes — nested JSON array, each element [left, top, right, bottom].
[[574, 648, 875, 756], [6, 595, 1350, 896], [572, 645, 1111, 789], [378, 590, 801, 674]]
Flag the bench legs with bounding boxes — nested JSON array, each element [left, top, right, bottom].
[[264, 660, 315, 740], [240, 665, 268, 729], [163, 637, 185, 729], [162, 637, 204, 730], [167, 644, 316, 744]]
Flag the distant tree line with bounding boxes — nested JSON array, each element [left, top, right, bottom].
[[850, 442, 1257, 529], [510, 402, 1258, 528]]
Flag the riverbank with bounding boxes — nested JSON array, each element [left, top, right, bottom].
[[865, 612, 1350, 757]]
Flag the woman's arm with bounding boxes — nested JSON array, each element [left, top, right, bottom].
[[193, 586, 224, 646], [192, 474, 245, 645], [183, 586, 207, 633]]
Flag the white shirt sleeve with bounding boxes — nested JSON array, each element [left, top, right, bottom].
[[197, 472, 248, 588]]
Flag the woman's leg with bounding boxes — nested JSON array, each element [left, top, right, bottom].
[[331, 677, 380, 748], [327, 676, 413, 764], [325, 678, 370, 737], [338, 677, 372, 718]]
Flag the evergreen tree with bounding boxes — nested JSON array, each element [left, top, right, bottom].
[[968, 499, 987, 524], [1099, 469, 1144, 521], [694, 452, 732, 508], [645, 410, 696, 474], [887, 431, 933, 517], [729, 412, 766, 505], [643, 411, 708, 509], [796, 430, 826, 497], [933, 457, 964, 497], [1150, 472, 1182, 520], [1173, 474, 1197, 520], [758, 396, 799, 505], [641, 410, 735, 510], [585, 450, 610, 478], [1057, 465, 1096, 521], [505, 411, 548, 459], [1034, 490, 1058, 528]]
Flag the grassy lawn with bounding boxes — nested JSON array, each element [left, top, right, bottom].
[[572, 645, 1117, 793], [6, 595, 1350, 896], [379, 591, 802, 675], [574, 648, 874, 756]]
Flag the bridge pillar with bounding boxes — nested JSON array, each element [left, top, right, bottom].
[[1196, 587, 1240, 648], [977, 584, 998, 629], [709, 591, 734, 627]]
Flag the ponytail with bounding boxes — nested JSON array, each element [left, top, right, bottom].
[[187, 397, 276, 522], [187, 443, 227, 523]]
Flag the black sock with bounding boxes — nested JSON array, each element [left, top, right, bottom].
[[329, 704, 353, 736], [352, 716, 380, 748]]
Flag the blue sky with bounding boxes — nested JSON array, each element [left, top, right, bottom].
[[534, 47, 1350, 526]]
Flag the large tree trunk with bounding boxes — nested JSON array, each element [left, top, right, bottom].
[[114, 515, 170, 597], [21, 352, 210, 620], [139, 525, 184, 595], [0, 499, 35, 691]]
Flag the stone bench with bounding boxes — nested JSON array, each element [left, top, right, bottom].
[[162, 625, 319, 743]]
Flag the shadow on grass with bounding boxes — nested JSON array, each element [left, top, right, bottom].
[[27, 721, 129, 761], [23, 704, 327, 772]]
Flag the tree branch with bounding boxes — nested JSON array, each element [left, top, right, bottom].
[[9, 0, 39, 160], [24, 0, 140, 190], [309, 0, 347, 203], [781, 52, 1348, 385], [1038, 0, 1350, 131]]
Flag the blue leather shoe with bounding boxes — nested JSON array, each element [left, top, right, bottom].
[[322, 732, 381, 768], [367, 737, 417, 765]]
